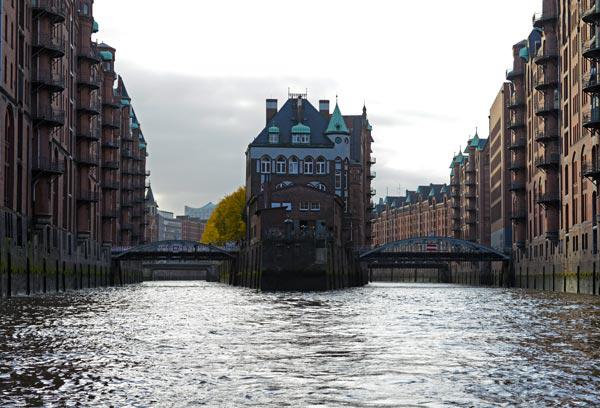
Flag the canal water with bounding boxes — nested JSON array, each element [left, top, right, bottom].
[[1, 282, 599, 407]]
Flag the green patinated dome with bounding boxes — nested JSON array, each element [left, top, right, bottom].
[[291, 122, 311, 134], [268, 125, 280, 134]]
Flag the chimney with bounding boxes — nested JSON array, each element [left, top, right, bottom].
[[266, 99, 278, 124], [319, 100, 330, 119]]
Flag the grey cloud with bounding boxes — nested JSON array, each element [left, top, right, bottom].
[[118, 65, 338, 213]]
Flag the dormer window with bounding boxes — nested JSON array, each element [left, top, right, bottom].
[[268, 125, 280, 144], [291, 122, 311, 144]]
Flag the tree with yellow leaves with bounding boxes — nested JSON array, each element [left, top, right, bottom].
[[201, 187, 246, 245]]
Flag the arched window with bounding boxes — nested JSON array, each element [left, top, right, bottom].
[[276, 156, 286, 174], [289, 157, 299, 175], [304, 157, 314, 175], [260, 156, 271, 174], [316, 157, 326, 175]]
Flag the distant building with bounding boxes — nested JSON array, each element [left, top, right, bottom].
[[158, 212, 182, 241], [177, 216, 206, 242], [185, 203, 216, 221], [145, 185, 159, 243]]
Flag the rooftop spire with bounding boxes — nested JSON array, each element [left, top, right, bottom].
[[325, 101, 350, 135]]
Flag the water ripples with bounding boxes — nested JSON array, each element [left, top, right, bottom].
[[1, 282, 599, 406]]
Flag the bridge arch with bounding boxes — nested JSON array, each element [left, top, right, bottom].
[[113, 240, 237, 262]]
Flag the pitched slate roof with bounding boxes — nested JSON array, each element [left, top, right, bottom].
[[251, 98, 333, 147]]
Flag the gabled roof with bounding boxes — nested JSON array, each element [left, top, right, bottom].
[[325, 103, 350, 135], [250, 98, 333, 147], [145, 185, 157, 206]]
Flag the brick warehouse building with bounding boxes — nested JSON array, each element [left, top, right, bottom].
[[0, 0, 149, 297], [371, 1, 600, 295]]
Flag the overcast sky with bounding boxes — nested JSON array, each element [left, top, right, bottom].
[[94, 0, 540, 214]]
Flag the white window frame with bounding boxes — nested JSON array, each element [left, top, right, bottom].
[[292, 134, 301, 144], [316, 159, 326, 175], [289, 158, 299, 175], [304, 159, 314, 175], [276, 158, 286, 174], [261, 157, 271, 174], [300, 202, 309, 212], [310, 202, 321, 212], [269, 133, 279, 144], [300, 134, 310, 144]]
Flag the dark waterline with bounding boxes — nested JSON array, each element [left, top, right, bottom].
[[1, 282, 599, 406]]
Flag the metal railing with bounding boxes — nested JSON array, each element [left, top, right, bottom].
[[77, 191, 100, 203], [32, 156, 65, 174], [32, 106, 65, 126], [32, 34, 66, 55], [32, 69, 65, 90]]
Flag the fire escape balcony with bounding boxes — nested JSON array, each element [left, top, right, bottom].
[[77, 46, 101, 63], [582, 159, 600, 181], [368, 171, 376, 180], [533, 11, 558, 28], [508, 158, 525, 171], [583, 1, 600, 24], [583, 73, 600, 94], [31, 0, 67, 23], [77, 191, 100, 203], [77, 73, 102, 90], [32, 69, 65, 92], [534, 129, 559, 143], [506, 67, 524, 81], [101, 180, 120, 190], [535, 153, 561, 170], [533, 45, 559, 65], [368, 157, 376, 165], [465, 176, 476, 186], [121, 149, 135, 159], [102, 140, 120, 149], [537, 192, 561, 207], [509, 182, 526, 192], [122, 182, 134, 191], [102, 117, 120, 129], [121, 198, 133, 208], [465, 215, 477, 225], [511, 208, 527, 221], [76, 151, 99, 167], [102, 210, 119, 219], [507, 94, 525, 110], [32, 34, 66, 58], [77, 99, 101, 115], [32, 107, 65, 127], [32, 156, 65, 176], [369, 188, 377, 197], [508, 136, 526, 150], [583, 107, 600, 129], [101, 161, 119, 170], [465, 191, 476, 199], [76, 127, 100, 141], [450, 191, 459, 198], [507, 116, 525, 130], [145, 170, 151, 177], [102, 96, 121, 109], [535, 99, 560, 116], [122, 168, 136, 175], [121, 223, 133, 231], [584, 36, 600, 60], [534, 74, 559, 90]]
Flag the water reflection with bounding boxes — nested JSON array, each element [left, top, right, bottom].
[[1, 282, 599, 406]]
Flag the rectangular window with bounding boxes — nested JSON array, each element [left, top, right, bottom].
[[269, 134, 279, 144], [300, 202, 309, 212], [311, 202, 320, 212], [260, 160, 271, 174], [316, 161, 326, 175], [276, 160, 286, 174], [335, 170, 342, 189], [289, 160, 298, 174], [301, 134, 310, 144], [304, 161, 313, 174]]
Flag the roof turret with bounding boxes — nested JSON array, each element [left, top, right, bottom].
[[325, 102, 350, 135]]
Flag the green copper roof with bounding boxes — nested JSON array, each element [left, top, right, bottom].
[[92, 20, 99, 33], [469, 132, 480, 147], [132, 122, 140, 130], [519, 46, 529, 61], [121, 99, 130, 106], [139, 142, 147, 149], [268, 125, 279, 134], [291, 122, 311, 134], [325, 103, 350, 135], [99, 51, 113, 61]]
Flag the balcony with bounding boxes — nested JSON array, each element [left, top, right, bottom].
[[368, 171, 376, 180], [466, 203, 477, 212], [78, 46, 101, 63], [122, 168, 136, 175], [102, 211, 119, 219], [145, 170, 151, 177], [134, 155, 146, 162], [101, 161, 119, 170], [121, 199, 133, 208], [508, 158, 525, 171], [535, 153, 561, 170], [584, 36, 600, 60], [76, 127, 101, 141], [102, 117, 120, 129], [507, 116, 525, 130], [32, 107, 65, 127], [511, 209, 527, 221], [77, 191, 100, 203], [32, 34, 66, 58], [31, 0, 67, 23], [101, 180, 120, 190], [534, 74, 559, 90], [32, 69, 65, 92], [76, 151, 99, 167], [508, 136, 526, 150], [121, 223, 134, 231], [507, 94, 525, 110], [465, 176, 476, 186], [466, 215, 477, 225], [533, 11, 558, 28], [534, 130, 559, 143], [535, 99, 559, 116], [122, 182, 134, 191], [77, 99, 101, 115], [583, 1, 600, 24], [121, 131, 134, 142], [121, 149, 135, 159], [368, 157, 376, 165], [537, 192, 561, 207], [77, 73, 102, 90], [101, 140, 120, 149], [103, 96, 121, 109], [533, 45, 559, 65], [506, 67, 524, 81], [509, 182, 526, 192], [582, 159, 600, 180], [465, 192, 476, 199], [32, 156, 65, 176], [369, 188, 377, 197], [583, 107, 600, 129], [450, 191, 459, 198]]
